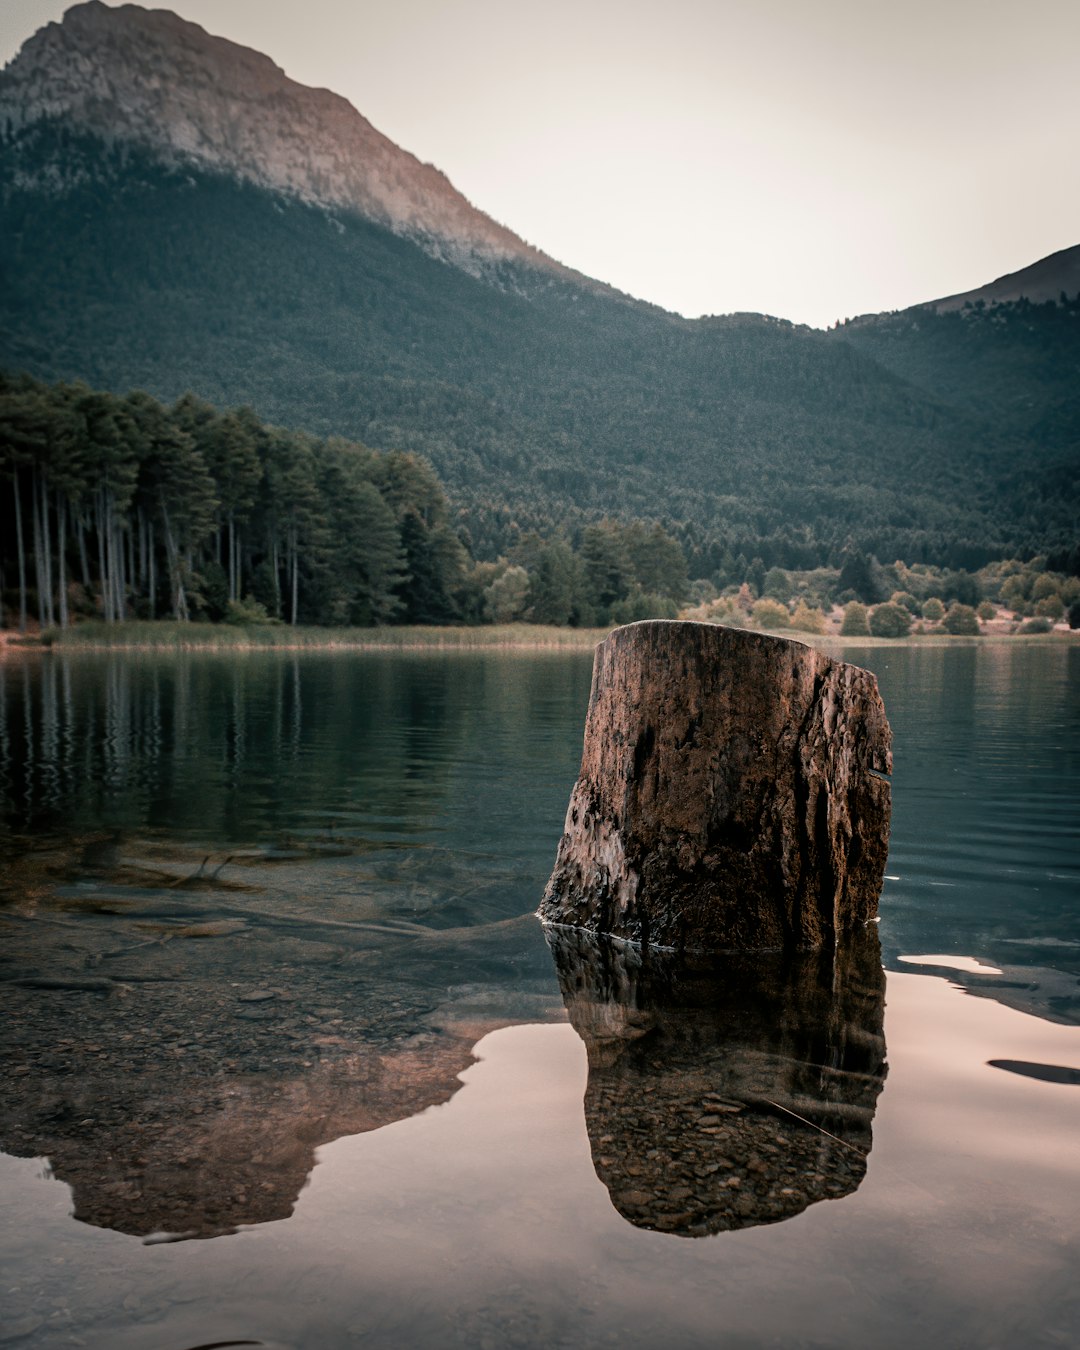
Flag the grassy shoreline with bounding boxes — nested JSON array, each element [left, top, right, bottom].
[[2, 618, 1074, 656], [13, 620, 611, 653]]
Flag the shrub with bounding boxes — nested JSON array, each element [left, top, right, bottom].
[[869, 603, 911, 638], [610, 589, 680, 624], [1069, 601, 1080, 631], [225, 597, 273, 626], [890, 590, 920, 614], [922, 597, 946, 621], [1035, 594, 1065, 622], [1031, 574, 1059, 601], [943, 603, 979, 636], [752, 598, 790, 629], [976, 601, 996, 621], [1019, 616, 1052, 634], [790, 601, 826, 634], [840, 601, 870, 636], [999, 575, 1029, 609]]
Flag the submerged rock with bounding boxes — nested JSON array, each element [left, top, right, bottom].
[[540, 621, 892, 950]]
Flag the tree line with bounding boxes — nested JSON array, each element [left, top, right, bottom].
[[0, 373, 472, 629], [0, 374, 691, 631]]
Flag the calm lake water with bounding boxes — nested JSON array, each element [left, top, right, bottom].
[[1, 639, 1078, 1349]]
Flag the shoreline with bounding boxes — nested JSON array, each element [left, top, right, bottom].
[[2, 620, 1075, 657]]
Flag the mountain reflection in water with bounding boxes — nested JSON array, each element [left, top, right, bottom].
[[547, 924, 886, 1236]]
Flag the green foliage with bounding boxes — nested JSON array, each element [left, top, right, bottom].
[[1035, 594, 1065, 622], [519, 539, 590, 626], [943, 603, 980, 635], [195, 562, 230, 622], [0, 371, 710, 632], [609, 589, 680, 624], [623, 522, 689, 602], [869, 603, 912, 638], [837, 549, 884, 604], [1019, 617, 1052, 634], [484, 565, 530, 624], [751, 598, 790, 629], [763, 567, 790, 601], [976, 601, 996, 621], [999, 574, 1029, 608], [840, 601, 870, 636], [790, 601, 826, 634], [225, 596, 273, 625], [0, 374, 465, 631], [575, 519, 688, 623], [922, 597, 946, 621], [890, 590, 920, 614]]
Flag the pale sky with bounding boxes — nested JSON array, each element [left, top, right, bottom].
[[3, 0, 1078, 328]]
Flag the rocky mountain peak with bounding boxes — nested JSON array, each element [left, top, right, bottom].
[[0, 1, 578, 282]]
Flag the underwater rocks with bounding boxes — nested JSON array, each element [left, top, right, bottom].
[[540, 621, 892, 951], [547, 924, 887, 1236]]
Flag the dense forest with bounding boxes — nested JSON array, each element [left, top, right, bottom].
[[0, 374, 693, 631], [2, 129, 1076, 576]]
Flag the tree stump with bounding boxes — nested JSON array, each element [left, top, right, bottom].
[[539, 621, 891, 950]]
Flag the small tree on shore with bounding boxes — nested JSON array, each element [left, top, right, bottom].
[[1035, 594, 1064, 623], [944, 603, 979, 635], [840, 601, 870, 636], [869, 603, 911, 638]]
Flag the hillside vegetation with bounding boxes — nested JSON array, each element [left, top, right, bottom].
[[3, 130, 1075, 576]]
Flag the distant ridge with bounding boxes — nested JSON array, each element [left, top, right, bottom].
[[926, 243, 1080, 312], [0, 0, 600, 288]]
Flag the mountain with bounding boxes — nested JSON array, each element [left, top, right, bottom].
[[1, 3, 1076, 572], [0, 0, 592, 288], [841, 253, 1080, 512], [924, 245, 1080, 313]]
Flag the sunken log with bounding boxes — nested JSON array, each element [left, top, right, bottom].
[[539, 621, 891, 950]]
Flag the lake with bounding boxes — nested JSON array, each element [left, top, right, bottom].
[[1, 639, 1078, 1349]]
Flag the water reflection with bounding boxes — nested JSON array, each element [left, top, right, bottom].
[[0, 821, 565, 1240], [547, 924, 887, 1236]]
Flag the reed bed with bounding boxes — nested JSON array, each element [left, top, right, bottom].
[[43, 620, 612, 652]]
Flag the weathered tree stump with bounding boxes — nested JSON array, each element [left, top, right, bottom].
[[539, 621, 891, 950]]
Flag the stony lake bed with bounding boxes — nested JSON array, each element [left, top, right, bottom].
[[1, 640, 1078, 1348]]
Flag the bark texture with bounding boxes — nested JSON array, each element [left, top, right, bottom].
[[540, 621, 891, 950]]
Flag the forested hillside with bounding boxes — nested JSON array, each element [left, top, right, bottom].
[[3, 129, 1073, 575], [839, 298, 1080, 507]]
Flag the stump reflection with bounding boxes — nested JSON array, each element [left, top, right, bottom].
[[546, 923, 887, 1237]]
